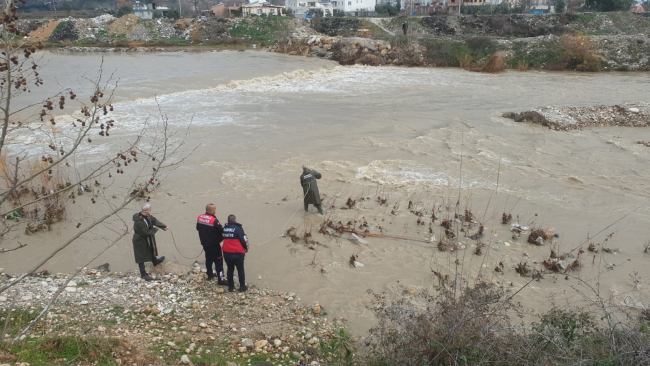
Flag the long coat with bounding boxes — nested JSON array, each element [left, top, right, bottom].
[[132, 212, 167, 263], [300, 168, 322, 205]]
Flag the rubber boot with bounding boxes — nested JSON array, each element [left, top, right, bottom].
[[316, 204, 323, 215], [153, 256, 165, 266], [138, 263, 153, 281], [304, 202, 309, 212]]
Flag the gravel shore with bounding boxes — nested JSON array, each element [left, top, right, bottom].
[[0, 261, 350, 366]]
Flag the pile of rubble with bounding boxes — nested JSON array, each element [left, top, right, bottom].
[[273, 35, 426, 67], [503, 102, 650, 131], [26, 14, 186, 44], [0, 262, 347, 365]]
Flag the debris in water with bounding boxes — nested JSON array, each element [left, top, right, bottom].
[[474, 242, 485, 255], [343, 197, 356, 209], [494, 261, 504, 273], [349, 255, 357, 267], [502, 213, 512, 224], [349, 233, 369, 244], [470, 225, 484, 240], [528, 229, 546, 245], [515, 262, 531, 276], [543, 227, 556, 240]]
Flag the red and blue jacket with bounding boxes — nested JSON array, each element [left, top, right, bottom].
[[222, 222, 249, 254], [196, 213, 224, 248]]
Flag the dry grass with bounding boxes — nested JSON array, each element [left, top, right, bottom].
[[365, 281, 650, 365], [190, 29, 202, 43], [561, 35, 604, 72], [480, 51, 507, 73], [517, 59, 529, 71], [0, 154, 71, 233], [457, 52, 473, 69], [274, 38, 311, 56]]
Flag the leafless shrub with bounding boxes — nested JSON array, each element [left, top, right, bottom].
[[365, 278, 650, 365], [366, 282, 520, 365], [480, 52, 507, 73]]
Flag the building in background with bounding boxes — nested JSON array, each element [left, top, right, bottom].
[[447, 0, 486, 14], [241, 1, 286, 16], [132, 1, 170, 18], [208, 3, 242, 17], [285, 0, 334, 17]]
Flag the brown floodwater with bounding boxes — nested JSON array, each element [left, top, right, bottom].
[[4, 50, 650, 334]]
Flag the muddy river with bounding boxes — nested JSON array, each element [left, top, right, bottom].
[[4, 50, 650, 334]]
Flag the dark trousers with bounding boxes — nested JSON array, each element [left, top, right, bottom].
[[137, 255, 162, 276], [138, 262, 147, 276], [304, 202, 323, 214], [204, 246, 224, 279], [224, 252, 245, 289]]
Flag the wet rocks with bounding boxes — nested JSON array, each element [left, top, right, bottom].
[[505, 102, 650, 131]]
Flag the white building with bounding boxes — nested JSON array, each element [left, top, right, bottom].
[[286, 0, 334, 17], [132, 1, 170, 19], [330, 0, 375, 14], [286, 0, 372, 15]]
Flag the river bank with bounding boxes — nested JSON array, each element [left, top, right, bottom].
[[0, 262, 350, 365], [16, 12, 650, 72]]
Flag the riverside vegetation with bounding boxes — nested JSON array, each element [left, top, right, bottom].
[[274, 12, 650, 71], [12, 11, 650, 71]]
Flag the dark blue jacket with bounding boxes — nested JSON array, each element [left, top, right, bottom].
[[196, 213, 224, 248], [222, 222, 249, 254]]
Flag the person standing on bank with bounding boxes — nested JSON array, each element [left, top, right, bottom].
[[222, 214, 249, 293], [196, 203, 228, 285], [300, 164, 323, 214], [132, 203, 168, 281], [402, 21, 408, 35]]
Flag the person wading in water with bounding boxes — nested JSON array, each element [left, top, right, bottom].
[[300, 164, 323, 215]]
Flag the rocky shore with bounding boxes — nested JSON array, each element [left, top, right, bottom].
[[0, 261, 350, 365], [503, 102, 650, 131]]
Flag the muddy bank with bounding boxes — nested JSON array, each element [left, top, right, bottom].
[[504, 102, 650, 131], [0, 263, 347, 365], [272, 32, 650, 71]]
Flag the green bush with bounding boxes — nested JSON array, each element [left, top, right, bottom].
[[460, 4, 525, 14], [390, 34, 410, 48], [465, 36, 497, 58], [583, 0, 635, 11], [116, 6, 132, 18], [166, 8, 180, 19], [375, 4, 400, 16]]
